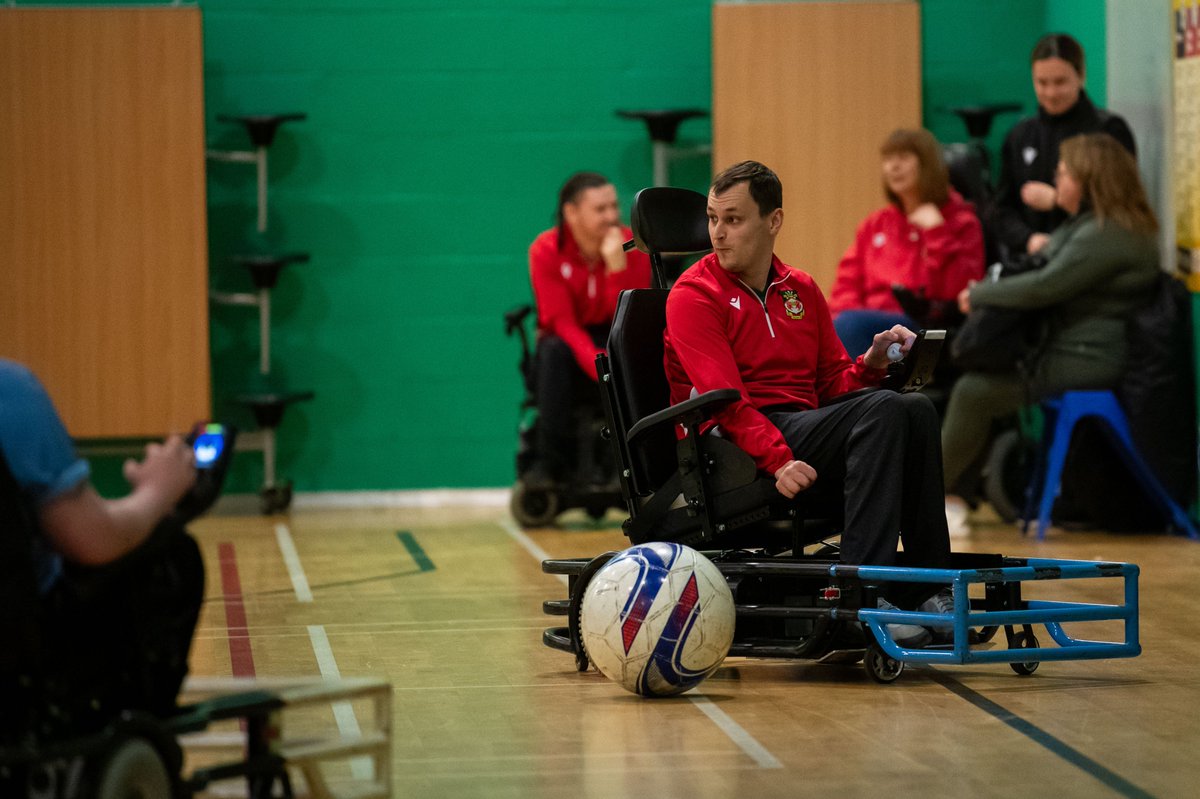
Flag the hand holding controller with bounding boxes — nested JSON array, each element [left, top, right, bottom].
[[172, 422, 237, 523]]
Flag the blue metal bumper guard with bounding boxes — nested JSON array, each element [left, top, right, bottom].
[[852, 558, 1140, 665]]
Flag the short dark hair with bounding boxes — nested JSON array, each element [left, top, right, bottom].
[[710, 161, 782, 216], [1031, 33, 1085, 77], [556, 171, 612, 251]]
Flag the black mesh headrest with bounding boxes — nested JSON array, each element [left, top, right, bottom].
[[630, 187, 711, 256]]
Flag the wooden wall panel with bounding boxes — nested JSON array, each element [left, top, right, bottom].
[[0, 7, 209, 438], [713, 1, 921, 292]]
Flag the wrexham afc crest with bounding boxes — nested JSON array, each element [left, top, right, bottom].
[[781, 289, 805, 320]]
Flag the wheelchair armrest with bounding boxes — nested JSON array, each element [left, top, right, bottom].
[[627, 388, 740, 446]]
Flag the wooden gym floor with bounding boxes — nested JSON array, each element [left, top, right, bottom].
[[186, 501, 1200, 798]]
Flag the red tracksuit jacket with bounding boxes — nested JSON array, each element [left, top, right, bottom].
[[664, 254, 884, 475], [829, 191, 984, 315], [529, 226, 652, 379]]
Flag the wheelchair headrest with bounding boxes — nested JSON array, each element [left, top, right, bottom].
[[630, 187, 712, 257]]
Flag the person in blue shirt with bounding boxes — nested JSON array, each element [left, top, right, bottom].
[[0, 358, 201, 740]]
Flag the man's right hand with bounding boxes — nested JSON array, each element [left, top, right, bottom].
[[123, 435, 197, 510], [1026, 232, 1050, 254], [774, 459, 817, 499], [600, 226, 627, 273]]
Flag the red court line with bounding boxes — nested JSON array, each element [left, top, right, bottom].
[[218, 541, 256, 677]]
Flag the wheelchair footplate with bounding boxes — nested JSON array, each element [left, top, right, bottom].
[[541, 550, 1140, 684]]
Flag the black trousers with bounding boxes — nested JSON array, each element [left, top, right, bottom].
[[35, 521, 205, 738], [533, 328, 607, 476], [767, 391, 951, 569]]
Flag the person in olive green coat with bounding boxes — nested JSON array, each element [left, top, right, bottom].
[[942, 133, 1160, 534]]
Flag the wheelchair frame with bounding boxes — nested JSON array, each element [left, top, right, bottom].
[[536, 186, 1142, 685]]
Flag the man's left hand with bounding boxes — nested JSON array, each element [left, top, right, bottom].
[[863, 324, 916, 370]]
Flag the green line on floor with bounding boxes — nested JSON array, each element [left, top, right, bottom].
[[397, 530, 435, 572]]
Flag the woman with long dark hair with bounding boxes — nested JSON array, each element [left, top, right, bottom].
[[943, 133, 1159, 535]]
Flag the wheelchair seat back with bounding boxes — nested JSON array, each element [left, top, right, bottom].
[[607, 288, 675, 495]]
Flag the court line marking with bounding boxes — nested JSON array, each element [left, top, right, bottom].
[[927, 669, 1155, 799], [497, 518, 782, 770], [688, 694, 783, 768], [275, 522, 313, 602], [497, 517, 567, 585], [397, 530, 436, 572], [308, 624, 374, 781], [217, 542, 255, 677]]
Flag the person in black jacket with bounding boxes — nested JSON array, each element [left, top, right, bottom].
[[988, 33, 1136, 259]]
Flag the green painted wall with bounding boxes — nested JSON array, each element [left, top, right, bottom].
[[54, 1, 1108, 494], [198, 1, 715, 493]]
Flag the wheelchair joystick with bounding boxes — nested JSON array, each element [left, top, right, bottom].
[[886, 342, 904, 362]]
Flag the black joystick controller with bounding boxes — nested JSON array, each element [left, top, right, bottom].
[[173, 422, 238, 523]]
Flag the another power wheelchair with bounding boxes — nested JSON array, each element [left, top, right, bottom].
[[1, 425, 392, 798], [505, 305, 624, 527], [539, 187, 1141, 684]]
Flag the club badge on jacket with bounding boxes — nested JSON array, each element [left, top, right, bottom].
[[781, 289, 805, 320]]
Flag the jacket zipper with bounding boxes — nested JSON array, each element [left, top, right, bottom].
[[738, 276, 788, 339]]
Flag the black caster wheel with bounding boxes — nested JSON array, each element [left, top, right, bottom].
[[864, 642, 905, 684], [970, 625, 999, 645], [1009, 630, 1041, 675], [259, 483, 293, 515], [510, 480, 560, 528], [94, 737, 171, 799]]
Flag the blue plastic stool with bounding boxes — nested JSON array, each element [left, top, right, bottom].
[[1023, 390, 1199, 540]]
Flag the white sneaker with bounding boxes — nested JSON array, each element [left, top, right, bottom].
[[918, 589, 955, 644], [874, 598, 932, 649], [945, 495, 971, 539]]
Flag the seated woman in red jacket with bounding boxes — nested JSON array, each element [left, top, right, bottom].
[[830, 128, 985, 357]]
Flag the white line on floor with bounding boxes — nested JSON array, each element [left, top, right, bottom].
[[275, 522, 313, 602], [308, 625, 374, 781], [688, 694, 783, 768], [497, 517, 567, 585]]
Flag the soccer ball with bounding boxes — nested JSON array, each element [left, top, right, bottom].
[[579, 542, 735, 697]]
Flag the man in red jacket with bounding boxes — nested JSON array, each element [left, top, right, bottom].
[[527, 172, 652, 485], [663, 161, 952, 645]]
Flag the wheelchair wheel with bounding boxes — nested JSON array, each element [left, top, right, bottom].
[[510, 480, 560, 528], [1008, 629, 1041, 676], [864, 643, 905, 684], [94, 737, 172, 799], [982, 429, 1035, 523]]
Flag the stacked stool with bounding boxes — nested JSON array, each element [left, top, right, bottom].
[[207, 114, 314, 513]]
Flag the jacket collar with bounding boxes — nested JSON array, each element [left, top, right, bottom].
[[703, 253, 794, 295], [1038, 89, 1099, 126]]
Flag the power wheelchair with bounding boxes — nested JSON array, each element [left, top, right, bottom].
[[505, 304, 623, 527], [0, 425, 391, 798], [539, 187, 1141, 684]]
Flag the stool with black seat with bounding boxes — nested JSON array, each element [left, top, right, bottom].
[[596, 186, 840, 555], [615, 109, 710, 188], [1022, 390, 1199, 540], [208, 113, 307, 233]]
